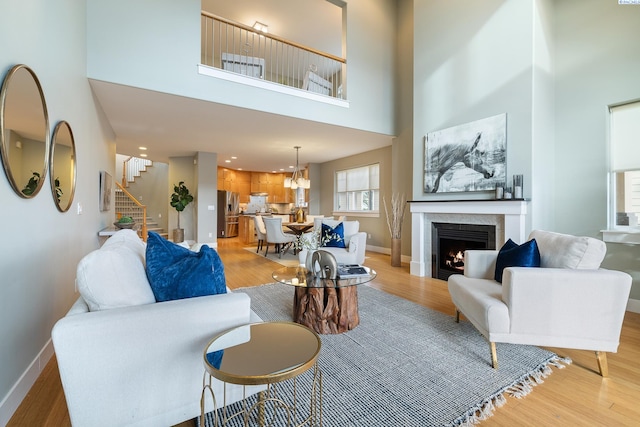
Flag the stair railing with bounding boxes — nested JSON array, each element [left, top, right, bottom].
[[115, 181, 148, 241]]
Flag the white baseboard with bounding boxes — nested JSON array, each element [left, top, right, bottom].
[[627, 298, 640, 313], [0, 339, 54, 426]]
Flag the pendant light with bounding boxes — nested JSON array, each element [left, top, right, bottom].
[[283, 146, 310, 189]]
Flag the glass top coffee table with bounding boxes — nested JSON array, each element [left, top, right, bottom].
[[201, 321, 322, 426], [272, 265, 377, 334]]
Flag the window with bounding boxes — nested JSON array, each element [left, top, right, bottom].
[[609, 101, 640, 229], [335, 164, 379, 213]]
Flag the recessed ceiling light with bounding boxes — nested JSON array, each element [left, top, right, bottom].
[[231, 156, 237, 160], [139, 146, 147, 150], [225, 160, 231, 163], [289, 165, 294, 169], [238, 168, 243, 171], [140, 153, 148, 158]]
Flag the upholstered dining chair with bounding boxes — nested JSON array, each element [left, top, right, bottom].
[[448, 230, 632, 377], [253, 215, 267, 254], [263, 217, 296, 258]]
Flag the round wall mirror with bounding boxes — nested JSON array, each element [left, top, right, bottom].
[[50, 121, 77, 212], [0, 64, 50, 199]]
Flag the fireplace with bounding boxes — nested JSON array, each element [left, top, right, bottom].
[[431, 223, 496, 280], [409, 200, 528, 277]]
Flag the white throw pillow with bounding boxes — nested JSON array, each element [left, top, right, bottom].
[[528, 230, 606, 269], [102, 229, 146, 261], [341, 221, 360, 241], [77, 244, 156, 311]]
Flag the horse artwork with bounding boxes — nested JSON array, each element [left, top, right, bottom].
[[424, 114, 506, 193]]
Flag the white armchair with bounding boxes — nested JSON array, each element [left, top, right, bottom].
[[448, 230, 632, 377], [298, 218, 367, 266]]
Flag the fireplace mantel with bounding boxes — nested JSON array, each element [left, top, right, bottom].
[[409, 200, 529, 277]]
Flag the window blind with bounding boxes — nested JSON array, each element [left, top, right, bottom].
[[611, 101, 640, 172]]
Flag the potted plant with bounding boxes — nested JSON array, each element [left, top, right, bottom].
[[383, 193, 407, 267], [170, 181, 194, 243], [114, 215, 135, 229]]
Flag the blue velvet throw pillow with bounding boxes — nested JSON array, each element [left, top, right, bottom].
[[321, 222, 346, 248], [145, 232, 227, 302], [494, 238, 541, 283]]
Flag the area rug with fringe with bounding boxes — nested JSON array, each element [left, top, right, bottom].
[[199, 283, 570, 427]]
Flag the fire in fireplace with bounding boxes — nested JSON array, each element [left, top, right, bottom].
[[432, 223, 496, 280]]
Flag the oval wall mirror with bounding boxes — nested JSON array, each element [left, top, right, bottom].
[[0, 64, 50, 199], [50, 121, 77, 212]]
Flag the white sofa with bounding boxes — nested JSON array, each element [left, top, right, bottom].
[[448, 230, 632, 376], [52, 230, 263, 426], [297, 218, 367, 266]]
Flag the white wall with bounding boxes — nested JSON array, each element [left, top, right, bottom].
[[85, 0, 397, 138], [412, 0, 537, 210], [195, 151, 218, 243], [0, 0, 115, 422], [553, 0, 640, 299], [410, 0, 640, 299]]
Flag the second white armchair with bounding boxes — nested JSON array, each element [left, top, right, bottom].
[[448, 230, 632, 377]]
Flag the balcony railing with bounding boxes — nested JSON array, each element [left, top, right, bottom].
[[201, 11, 346, 100]]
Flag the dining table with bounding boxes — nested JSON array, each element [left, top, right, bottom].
[[283, 222, 314, 253]]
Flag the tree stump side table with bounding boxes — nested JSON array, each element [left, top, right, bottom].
[[273, 266, 377, 335]]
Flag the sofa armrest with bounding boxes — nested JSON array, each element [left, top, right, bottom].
[[502, 267, 632, 349], [463, 250, 499, 279], [52, 292, 258, 427]]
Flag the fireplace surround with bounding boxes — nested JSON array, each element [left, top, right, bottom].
[[409, 200, 529, 277]]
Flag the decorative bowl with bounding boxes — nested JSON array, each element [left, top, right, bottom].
[[114, 221, 136, 229]]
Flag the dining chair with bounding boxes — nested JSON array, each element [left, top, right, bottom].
[[253, 215, 267, 254], [263, 217, 296, 258]]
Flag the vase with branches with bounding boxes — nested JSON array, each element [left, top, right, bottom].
[[383, 193, 407, 267]]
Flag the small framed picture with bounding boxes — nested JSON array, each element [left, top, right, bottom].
[[99, 171, 112, 212]]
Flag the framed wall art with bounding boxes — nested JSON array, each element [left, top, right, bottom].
[[424, 113, 506, 194], [99, 170, 112, 211]]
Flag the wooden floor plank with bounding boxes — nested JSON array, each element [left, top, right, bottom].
[[7, 237, 640, 426]]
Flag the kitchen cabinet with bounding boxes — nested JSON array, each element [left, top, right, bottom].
[[235, 171, 251, 203], [251, 172, 290, 202], [220, 168, 294, 205], [218, 168, 251, 202], [239, 215, 256, 244]]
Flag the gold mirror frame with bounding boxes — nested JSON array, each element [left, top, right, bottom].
[[50, 121, 77, 212], [0, 64, 50, 199]]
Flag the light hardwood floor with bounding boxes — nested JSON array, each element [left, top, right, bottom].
[[8, 237, 640, 426]]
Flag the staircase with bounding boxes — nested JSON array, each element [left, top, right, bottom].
[[116, 156, 168, 240], [145, 216, 168, 239], [122, 157, 153, 188]]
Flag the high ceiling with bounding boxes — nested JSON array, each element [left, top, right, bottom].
[[90, 0, 393, 173]]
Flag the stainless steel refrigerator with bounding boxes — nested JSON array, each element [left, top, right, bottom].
[[217, 190, 239, 238]]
